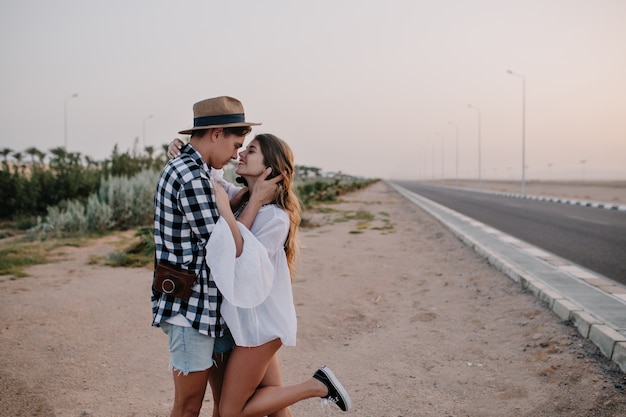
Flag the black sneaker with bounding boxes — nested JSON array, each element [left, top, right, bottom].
[[312, 366, 352, 412]]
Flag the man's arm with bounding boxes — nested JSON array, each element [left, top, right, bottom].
[[179, 177, 220, 243]]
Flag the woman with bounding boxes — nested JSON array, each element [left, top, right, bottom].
[[205, 133, 351, 417]]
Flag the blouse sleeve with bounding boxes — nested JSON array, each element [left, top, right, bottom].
[[205, 217, 274, 308], [250, 208, 290, 258]]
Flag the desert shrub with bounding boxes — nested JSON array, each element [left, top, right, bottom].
[[98, 169, 156, 229], [106, 227, 154, 267], [296, 177, 378, 207], [86, 194, 113, 232], [101, 177, 134, 229], [27, 169, 158, 239], [28, 200, 87, 239], [59, 200, 88, 234]]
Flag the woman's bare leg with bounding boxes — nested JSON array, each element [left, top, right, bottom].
[[262, 355, 293, 417], [219, 340, 327, 417]]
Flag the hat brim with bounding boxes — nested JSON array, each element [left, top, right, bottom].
[[178, 122, 261, 135]]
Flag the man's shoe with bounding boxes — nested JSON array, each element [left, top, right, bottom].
[[312, 366, 352, 412]]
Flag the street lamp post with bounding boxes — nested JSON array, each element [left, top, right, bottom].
[[425, 140, 435, 181], [467, 104, 482, 189], [419, 145, 424, 180], [507, 69, 526, 196], [64, 93, 78, 150], [448, 122, 459, 187], [431, 141, 435, 181], [436, 132, 444, 181], [143, 114, 154, 148]]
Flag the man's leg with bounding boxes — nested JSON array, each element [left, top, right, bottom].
[[208, 351, 230, 417], [162, 323, 220, 417], [171, 369, 210, 417]]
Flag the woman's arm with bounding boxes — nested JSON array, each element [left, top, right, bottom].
[[167, 137, 184, 159], [212, 180, 244, 257]]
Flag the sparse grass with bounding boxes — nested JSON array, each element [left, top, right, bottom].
[[299, 217, 313, 228], [105, 227, 154, 268], [326, 208, 396, 235], [317, 207, 340, 214], [334, 210, 376, 224], [0, 235, 86, 279], [0, 217, 36, 240], [371, 219, 395, 232]]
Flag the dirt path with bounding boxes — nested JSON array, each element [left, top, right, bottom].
[[1, 181, 625, 416]]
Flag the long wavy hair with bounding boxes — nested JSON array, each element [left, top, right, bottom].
[[240, 133, 301, 278]]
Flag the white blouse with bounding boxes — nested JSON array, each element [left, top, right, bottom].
[[205, 205, 297, 347]]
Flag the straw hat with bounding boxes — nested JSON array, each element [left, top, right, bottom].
[[178, 96, 261, 135]]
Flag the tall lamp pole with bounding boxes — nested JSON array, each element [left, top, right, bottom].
[[436, 132, 444, 181], [64, 93, 78, 150], [431, 141, 435, 181], [467, 104, 482, 189], [507, 69, 526, 196], [448, 122, 459, 187], [426, 140, 435, 181], [143, 114, 154, 148]]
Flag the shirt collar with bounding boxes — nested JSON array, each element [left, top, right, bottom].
[[182, 143, 211, 175]]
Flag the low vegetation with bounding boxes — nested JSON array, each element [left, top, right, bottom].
[[0, 143, 378, 278], [0, 235, 85, 279]]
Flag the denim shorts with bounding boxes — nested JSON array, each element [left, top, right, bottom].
[[161, 323, 235, 374]]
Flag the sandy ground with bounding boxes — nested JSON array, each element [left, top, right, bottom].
[[1, 180, 625, 417]]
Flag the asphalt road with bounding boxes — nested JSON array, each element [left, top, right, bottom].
[[392, 181, 626, 286]]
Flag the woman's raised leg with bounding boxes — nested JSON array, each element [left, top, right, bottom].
[[219, 340, 327, 417], [262, 354, 293, 417]]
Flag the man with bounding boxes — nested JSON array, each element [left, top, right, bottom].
[[152, 96, 278, 417]]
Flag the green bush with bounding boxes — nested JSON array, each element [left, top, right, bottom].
[[86, 194, 113, 232], [27, 169, 158, 239], [28, 200, 87, 239], [296, 177, 378, 207], [99, 170, 156, 229], [0, 143, 169, 220]]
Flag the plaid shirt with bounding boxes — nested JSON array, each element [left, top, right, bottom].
[[151, 144, 224, 337]]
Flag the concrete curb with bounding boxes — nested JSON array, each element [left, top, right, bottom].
[[446, 185, 626, 212], [389, 181, 626, 374]]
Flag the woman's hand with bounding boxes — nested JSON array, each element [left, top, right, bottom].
[[212, 179, 232, 216], [167, 138, 185, 159], [237, 168, 284, 229], [249, 168, 284, 206]]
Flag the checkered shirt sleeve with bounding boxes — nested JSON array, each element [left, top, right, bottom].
[[151, 145, 224, 337]]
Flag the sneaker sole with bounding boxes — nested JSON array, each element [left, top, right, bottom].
[[320, 367, 352, 411]]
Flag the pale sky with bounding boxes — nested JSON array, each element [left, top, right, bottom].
[[1, 0, 625, 181]]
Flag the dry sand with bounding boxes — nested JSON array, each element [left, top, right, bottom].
[[1, 180, 625, 416]]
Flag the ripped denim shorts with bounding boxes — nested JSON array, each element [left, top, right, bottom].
[[161, 323, 235, 374]]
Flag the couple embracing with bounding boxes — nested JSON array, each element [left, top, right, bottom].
[[151, 96, 351, 417]]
